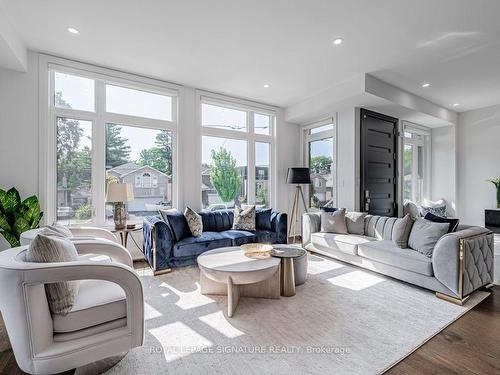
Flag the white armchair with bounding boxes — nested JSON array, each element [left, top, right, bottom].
[[0, 237, 144, 374]]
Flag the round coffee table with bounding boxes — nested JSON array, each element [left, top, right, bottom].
[[197, 247, 281, 317]]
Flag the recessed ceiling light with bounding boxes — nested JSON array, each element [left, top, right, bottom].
[[333, 38, 344, 45], [453, 103, 460, 107], [422, 82, 431, 88], [67, 27, 79, 34], [263, 84, 270, 88]]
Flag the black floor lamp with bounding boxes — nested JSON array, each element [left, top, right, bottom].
[[287, 167, 311, 242]]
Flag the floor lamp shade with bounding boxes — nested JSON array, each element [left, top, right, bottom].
[[287, 168, 311, 184]]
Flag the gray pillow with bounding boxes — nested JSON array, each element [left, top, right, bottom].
[[184, 206, 203, 237], [158, 208, 179, 223], [392, 214, 413, 248], [233, 205, 256, 231], [408, 218, 449, 257], [41, 225, 73, 238], [26, 234, 80, 315], [345, 211, 367, 235], [321, 208, 348, 234]]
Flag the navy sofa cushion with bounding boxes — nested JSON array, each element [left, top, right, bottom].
[[256, 208, 273, 230], [254, 229, 277, 243], [173, 232, 232, 258], [220, 230, 255, 246], [321, 206, 338, 213], [199, 210, 234, 232], [165, 212, 191, 242]]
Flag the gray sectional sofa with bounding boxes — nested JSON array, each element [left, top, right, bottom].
[[302, 212, 495, 304]]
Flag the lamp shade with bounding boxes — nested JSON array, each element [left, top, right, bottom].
[[287, 167, 311, 184], [106, 183, 134, 202]]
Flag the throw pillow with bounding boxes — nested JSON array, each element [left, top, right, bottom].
[[408, 218, 449, 257], [233, 205, 256, 231], [420, 198, 446, 217], [391, 214, 414, 248], [42, 225, 73, 238], [321, 206, 337, 213], [158, 208, 179, 223], [424, 212, 459, 233], [26, 234, 80, 315], [184, 207, 203, 237], [403, 200, 421, 219], [321, 208, 348, 234], [256, 208, 273, 230], [345, 211, 367, 235], [164, 212, 191, 242]]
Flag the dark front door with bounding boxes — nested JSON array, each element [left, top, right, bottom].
[[360, 109, 398, 216]]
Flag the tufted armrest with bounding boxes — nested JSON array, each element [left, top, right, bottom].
[[302, 212, 321, 248], [432, 227, 494, 298], [143, 216, 175, 272], [72, 239, 133, 267], [271, 211, 288, 244]]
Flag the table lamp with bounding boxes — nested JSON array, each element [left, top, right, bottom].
[[287, 167, 311, 241], [106, 183, 134, 230]]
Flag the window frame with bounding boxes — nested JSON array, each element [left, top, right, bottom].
[[197, 92, 276, 209], [402, 122, 431, 204], [40, 55, 179, 226], [302, 117, 337, 209]]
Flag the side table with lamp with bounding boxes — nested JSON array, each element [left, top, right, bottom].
[[106, 182, 134, 230]]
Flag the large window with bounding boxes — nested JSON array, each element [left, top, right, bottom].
[[304, 119, 336, 208], [50, 68, 177, 225], [403, 125, 430, 204], [200, 97, 275, 210]]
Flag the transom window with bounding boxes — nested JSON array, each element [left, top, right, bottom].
[[50, 68, 177, 225], [200, 96, 275, 210]]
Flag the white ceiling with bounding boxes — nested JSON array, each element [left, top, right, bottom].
[[2, 0, 500, 112]]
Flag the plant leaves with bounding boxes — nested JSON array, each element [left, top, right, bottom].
[[13, 215, 31, 237], [21, 196, 41, 226], [0, 231, 20, 248], [0, 211, 10, 232], [0, 188, 22, 215]]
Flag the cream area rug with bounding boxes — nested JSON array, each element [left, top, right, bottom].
[[107, 254, 489, 375]]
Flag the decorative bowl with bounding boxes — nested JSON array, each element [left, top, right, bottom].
[[240, 243, 273, 259]]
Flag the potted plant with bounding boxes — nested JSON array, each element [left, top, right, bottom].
[[0, 187, 43, 248], [486, 178, 500, 208]]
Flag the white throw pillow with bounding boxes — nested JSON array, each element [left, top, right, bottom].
[[27, 234, 80, 315], [184, 207, 203, 237], [321, 208, 348, 234]]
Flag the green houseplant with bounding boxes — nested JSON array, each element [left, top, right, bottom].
[[0, 187, 43, 248], [486, 178, 500, 208]]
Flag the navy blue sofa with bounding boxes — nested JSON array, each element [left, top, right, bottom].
[[142, 209, 287, 274]]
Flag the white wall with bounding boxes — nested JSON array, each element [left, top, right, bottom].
[[337, 107, 357, 210], [431, 125, 456, 217], [457, 104, 500, 225]]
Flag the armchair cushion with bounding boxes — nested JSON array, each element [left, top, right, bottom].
[[27, 234, 80, 315], [53, 279, 126, 333]]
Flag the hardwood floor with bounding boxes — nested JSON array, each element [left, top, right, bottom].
[[386, 286, 500, 375], [1, 269, 498, 374]]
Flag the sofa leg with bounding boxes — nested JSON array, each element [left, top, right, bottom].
[[154, 268, 172, 276], [482, 283, 494, 290], [436, 292, 470, 305]]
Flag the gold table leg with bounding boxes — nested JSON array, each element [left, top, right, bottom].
[[281, 258, 296, 297]]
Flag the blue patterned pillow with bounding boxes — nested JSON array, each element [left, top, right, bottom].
[[420, 204, 446, 218]]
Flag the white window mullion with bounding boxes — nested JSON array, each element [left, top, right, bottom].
[[93, 80, 106, 226]]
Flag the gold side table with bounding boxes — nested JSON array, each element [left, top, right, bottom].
[[270, 246, 307, 297], [110, 226, 142, 247]]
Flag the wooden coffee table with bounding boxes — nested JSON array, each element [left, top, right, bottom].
[[197, 247, 281, 317]]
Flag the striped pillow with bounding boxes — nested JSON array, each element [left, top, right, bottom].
[[26, 234, 80, 315]]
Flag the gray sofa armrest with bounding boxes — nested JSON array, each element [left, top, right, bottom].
[[432, 227, 494, 298], [302, 212, 321, 247]]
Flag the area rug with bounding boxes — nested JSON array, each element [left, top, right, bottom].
[[107, 254, 489, 375]]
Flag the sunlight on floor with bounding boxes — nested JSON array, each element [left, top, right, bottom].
[[149, 322, 213, 362], [144, 302, 162, 320], [199, 311, 245, 338], [308, 256, 346, 275], [160, 281, 215, 310], [328, 270, 385, 291]]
